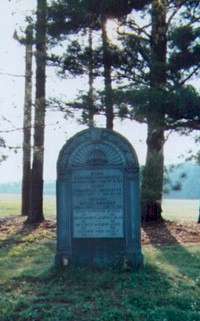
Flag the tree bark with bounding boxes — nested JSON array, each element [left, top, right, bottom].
[[142, 0, 167, 222], [21, 25, 33, 216], [101, 16, 114, 130], [88, 27, 95, 127], [27, 0, 47, 224]]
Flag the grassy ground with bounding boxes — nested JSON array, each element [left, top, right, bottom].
[[0, 195, 200, 320], [0, 230, 200, 321], [0, 194, 199, 222], [0, 194, 56, 218]]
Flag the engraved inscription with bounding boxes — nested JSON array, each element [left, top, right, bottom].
[[72, 169, 124, 238]]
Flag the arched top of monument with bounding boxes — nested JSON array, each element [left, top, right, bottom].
[[57, 128, 139, 177]]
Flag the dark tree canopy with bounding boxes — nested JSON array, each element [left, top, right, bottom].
[[48, 0, 151, 36]]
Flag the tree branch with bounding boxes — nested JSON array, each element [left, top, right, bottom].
[[0, 71, 25, 78], [167, 0, 188, 28], [179, 64, 200, 86], [165, 120, 200, 130]]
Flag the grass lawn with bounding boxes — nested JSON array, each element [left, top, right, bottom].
[[0, 232, 200, 321], [0, 196, 200, 320], [0, 194, 199, 222], [0, 194, 56, 218]]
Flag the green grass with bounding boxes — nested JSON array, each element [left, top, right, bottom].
[[0, 194, 56, 218], [0, 231, 200, 321], [0, 194, 199, 222], [0, 195, 200, 320]]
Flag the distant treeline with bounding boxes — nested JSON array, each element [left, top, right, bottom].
[[0, 181, 56, 196], [0, 163, 200, 199], [164, 163, 200, 199]]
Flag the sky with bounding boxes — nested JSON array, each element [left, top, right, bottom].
[[0, 0, 199, 183]]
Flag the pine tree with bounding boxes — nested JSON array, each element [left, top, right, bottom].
[[47, 0, 150, 127], [101, 15, 114, 129], [21, 23, 33, 216], [141, 0, 167, 221], [114, 1, 200, 221], [47, 0, 200, 222], [27, 0, 47, 224]]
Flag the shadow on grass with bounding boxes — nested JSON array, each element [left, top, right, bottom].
[[1, 218, 200, 320], [0, 219, 40, 253], [143, 221, 200, 280], [4, 260, 200, 321], [1, 229, 200, 320], [5, 263, 172, 321]]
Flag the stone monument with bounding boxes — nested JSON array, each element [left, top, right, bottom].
[[55, 128, 143, 268]]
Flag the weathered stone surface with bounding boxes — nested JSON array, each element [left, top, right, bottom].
[[56, 128, 143, 268], [72, 169, 124, 238]]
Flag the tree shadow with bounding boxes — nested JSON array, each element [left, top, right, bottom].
[[142, 220, 200, 281], [0, 216, 41, 253], [8, 263, 174, 320], [1, 218, 199, 320], [6, 258, 200, 321]]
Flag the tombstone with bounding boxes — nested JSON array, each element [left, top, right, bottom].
[[55, 128, 143, 269]]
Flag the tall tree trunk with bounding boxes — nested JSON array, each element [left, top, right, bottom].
[[101, 16, 114, 130], [88, 27, 95, 127], [27, 0, 47, 224], [141, 0, 167, 222], [21, 24, 33, 216]]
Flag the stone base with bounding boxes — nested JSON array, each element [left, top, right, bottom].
[[55, 252, 143, 270]]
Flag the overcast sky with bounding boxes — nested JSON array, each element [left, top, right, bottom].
[[0, 1, 199, 183]]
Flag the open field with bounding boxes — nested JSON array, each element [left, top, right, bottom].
[[0, 194, 199, 222], [162, 199, 199, 222], [0, 194, 56, 218], [0, 225, 200, 321]]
